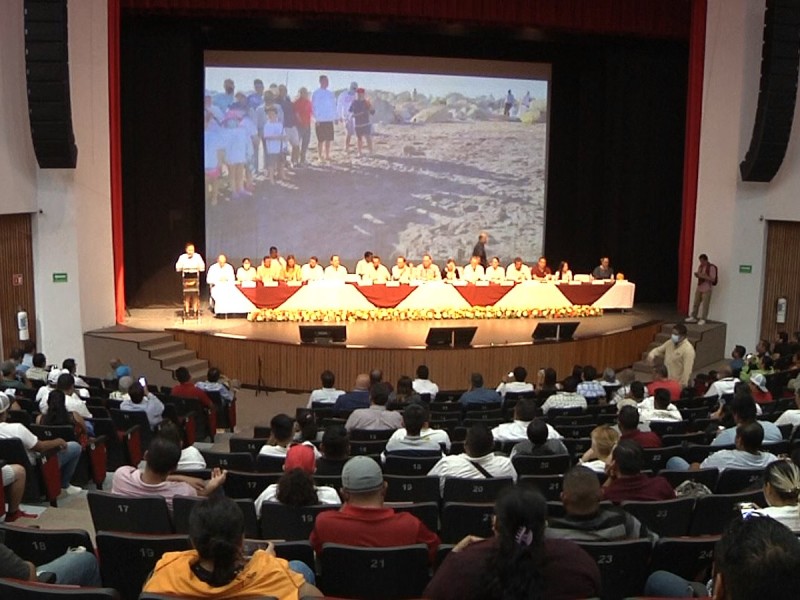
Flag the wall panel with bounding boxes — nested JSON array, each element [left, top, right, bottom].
[[0, 214, 36, 357], [760, 220, 800, 342]]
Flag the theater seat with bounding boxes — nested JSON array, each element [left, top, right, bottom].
[[0, 523, 94, 566], [689, 490, 765, 536], [172, 495, 258, 539], [621, 497, 695, 537], [715, 468, 765, 494], [223, 470, 280, 500], [440, 502, 494, 543], [649, 536, 720, 582], [575, 539, 652, 600], [87, 490, 173, 535], [259, 503, 340, 540], [441, 476, 513, 503], [0, 579, 119, 600], [199, 450, 255, 471]]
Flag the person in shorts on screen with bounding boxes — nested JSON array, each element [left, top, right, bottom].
[[277, 84, 300, 167], [262, 106, 286, 184], [392, 256, 413, 283], [203, 112, 225, 206], [294, 87, 313, 166], [463, 255, 485, 283], [337, 81, 358, 153], [506, 256, 531, 282], [324, 255, 348, 280], [443, 258, 461, 281], [555, 261, 573, 281], [302, 256, 324, 282], [485, 256, 505, 282], [236, 258, 258, 284], [221, 112, 250, 200], [349, 88, 375, 156], [312, 75, 336, 161], [416, 254, 441, 281]]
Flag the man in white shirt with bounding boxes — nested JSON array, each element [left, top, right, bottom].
[[324, 255, 348, 280], [492, 398, 562, 443], [484, 256, 505, 283], [307, 370, 345, 408], [428, 425, 517, 493], [207, 254, 235, 311], [392, 256, 413, 282], [462, 255, 485, 283], [704, 367, 739, 398], [38, 373, 93, 426], [354, 251, 374, 279], [638, 389, 683, 424], [175, 242, 205, 316], [774, 392, 800, 429], [667, 422, 778, 473], [383, 403, 444, 458], [362, 256, 390, 283], [258, 413, 296, 459], [496, 366, 534, 400], [236, 257, 259, 283], [386, 402, 451, 452], [505, 257, 531, 282], [268, 246, 287, 269], [312, 74, 336, 161], [541, 377, 588, 415], [301, 256, 324, 281], [412, 365, 439, 399], [415, 254, 441, 281]]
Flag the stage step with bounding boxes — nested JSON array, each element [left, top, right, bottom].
[[151, 349, 197, 368], [138, 335, 178, 351]]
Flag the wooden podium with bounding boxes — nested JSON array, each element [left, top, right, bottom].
[[181, 269, 200, 320]]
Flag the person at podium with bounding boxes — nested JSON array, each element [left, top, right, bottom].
[[175, 242, 205, 316]]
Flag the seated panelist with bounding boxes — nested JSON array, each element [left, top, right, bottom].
[[531, 256, 552, 281], [555, 261, 573, 282], [485, 256, 505, 283], [283, 254, 303, 282], [392, 256, 413, 283], [236, 257, 259, 283], [324, 255, 348, 280], [443, 258, 461, 281], [362, 255, 390, 283], [416, 254, 441, 281], [505, 256, 531, 282], [256, 256, 276, 283], [301, 256, 324, 282], [462, 255, 485, 283]]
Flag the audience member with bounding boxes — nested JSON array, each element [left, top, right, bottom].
[[195, 367, 235, 406], [639, 388, 683, 424], [387, 375, 421, 410], [458, 373, 501, 407], [668, 422, 778, 473], [578, 425, 620, 473], [310, 456, 440, 563], [611, 368, 635, 404], [0, 397, 33, 521], [333, 373, 371, 411], [306, 369, 344, 408], [495, 366, 534, 400], [492, 398, 562, 443], [547, 466, 657, 543], [411, 364, 439, 399], [750, 459, 800, 531], [617, 405, 661, 448], [109, 357, 131, 379], [158, 420, 207, 471], [61, 358, 88, 388], [0, 542, 101, 587], [428, 425, 517, 492], [144, 495, 322, 597], [600, 367, 620, 388], [775, 388, 800, 429], [646, 323, 695, 387], [540, 376, 588, 415], [345, 382, 403, 431], [315, 424, 350, 476], [617, 380, 646, 410], [386, 403, 451, 453], [576, 365, 605, 402], [602, 440, 675, 503], [120, 381, 165, 429], [712, 392, 782, 446], [109, 375, 133, 401], [703, 366, 738, 399], [424, 485, 601, 600], [748, 373, 773, 404], [24, 353, 49, 384], [0, 360, 27, 390], [645, 364, 682, 401], [37, 389, 89, 448], [171, 367, 214, 411], [258, 414, 297, 458], [509, 419, 569, 459], [38, 373, 93, 431], [730, 344, 747, 375], [383, 403, 443, 457]]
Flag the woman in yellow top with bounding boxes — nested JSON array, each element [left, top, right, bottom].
[[143, 495, 322, 599], [283, 254, 303, 282]]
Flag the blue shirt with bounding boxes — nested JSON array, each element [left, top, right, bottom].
[[459, 387, 502, 407], [334, 390, 370, 412], [712, 421, 783, 446]]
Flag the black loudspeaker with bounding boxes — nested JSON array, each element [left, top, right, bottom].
[[23, 0, 78, 168], [740, 0, 800, 182]]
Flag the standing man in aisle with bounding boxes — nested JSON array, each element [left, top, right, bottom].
[[175, 243, 205, 317], [646, 323, 696, 387], [472, 232, 489, 269], [686, 253, 718, 326]]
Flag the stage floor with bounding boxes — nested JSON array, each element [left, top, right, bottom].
[[119, 304, 678, 350]]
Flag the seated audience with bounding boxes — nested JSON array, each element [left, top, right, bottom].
[[111, 436, 226, 509], [458, 373, 502, 407], [775, 389, 800, 429], [668, 422, 778, 473], [61, 358, 88, 389], [428, 425, 517, 492], [171, 366, 214, 411], [424, 485, 601, 600], [703, 366, 738, 399], [578, 425, 620, 473], [38, 373, 93, 435], [333, 373, 371, 411], [0, 392, 82, 496], [602, 440, 675, 503], [750, 459, 800, 532], [576, 365, 605, 402], [38, 389, 89, 447], [638, 388, 683, 424], [195, 367, 235, 406], [255, 444, 340, 516], [109, 357, 132, 379], [258, 414, 297, 458], [617, 405, 661, 448], [315, 424, 350, 476], [616, 380, 646, 410], [24, 353, 49, 384], [729, 344, 747, 375], [712, 392, 782, 446], [611, 368, 636, 404], [0, 397, 33, 521], [306, 369, 345, 408], [600, 367, 620, 388], [383, 403, 443, 457], [646, 364, 682, 401], [547, 466, 657, 543], [387, 375, 421, 410], [109, 375, 133, 400], [1, 360, 28, 390], [310, 456, 440, 563], [159, 420, 207, 471], [749, 373, 773, 404], [411, 364, 439, 399], [144, 495, 322, 598], [510, 418, 569, 459], [645, 511, 800, 599], [120, 381, 165, 429], [495, 366, 534, 400], [536, 367, 561, 396], [386, 403, 451, 453], [540, 376, 587, 415], [345, 382, 403, 431], [0, 542, 101, 587], [493, 398, 562, 444]]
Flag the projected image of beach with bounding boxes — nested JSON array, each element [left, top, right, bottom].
[[204, 62, 548, 268]]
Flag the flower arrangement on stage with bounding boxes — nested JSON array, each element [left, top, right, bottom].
[[247, 305, 604, 323]]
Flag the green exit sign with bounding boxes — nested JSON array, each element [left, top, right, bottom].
[[739, 264, 752, 274], [52, 272, 68, 283]]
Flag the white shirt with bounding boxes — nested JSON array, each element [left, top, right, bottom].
[[175, 252, 205, 272], [416, 264, 441, 281], [555, 270, 573, 281], [207, 263, 235, 286], [412, 379, 439, 399], [491, 420, 562, 443], [540, 392, 588, 414], [383, 434, 444, 457], [259, 441, 321, 459], [495, 381, 534, 399], [638, 406, 683, 423], [0, 422, 39, 463], [388, 427, 451, 452], [753, 505, 800, 532], [392, 265, 413, 282], [428, 452, 517, 493], [324, 265, 348, 280], [485, 266, 505, 282], [355, 259, 371, 278], [462, 264, 485, 283], [254, 484, 340, 517], [307, 388, 345, 409], [38, 391, 92, 420], [311, 87, 337, 122], [362, 264, 391, 283], [505, 264, 531, 282], [580, 459, 608, 474], [236, 266, 259, 283], [301, 263, 324, 281], [775, 410, 800, 428], [703, 377, 739, 398]]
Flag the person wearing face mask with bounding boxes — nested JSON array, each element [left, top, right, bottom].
[[646, 323, 696, 387]]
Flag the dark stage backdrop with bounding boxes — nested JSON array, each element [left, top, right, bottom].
[[120, 16, 686, 307]]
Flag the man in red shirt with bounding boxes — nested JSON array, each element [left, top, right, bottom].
[[310, 455, 440, 563], [617, 406, 661, 449], [170, 366, 213, 410], [645, 365, 683, 401], [749, 373, 773, 405], [602, 440, 675, 503]]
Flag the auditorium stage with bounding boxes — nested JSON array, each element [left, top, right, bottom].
[[104, 305, 673, 391]]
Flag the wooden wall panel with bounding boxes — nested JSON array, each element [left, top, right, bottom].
[[761, 221, 800, 343], [0, 214, 36, 358], [171, 322, 662, 392]]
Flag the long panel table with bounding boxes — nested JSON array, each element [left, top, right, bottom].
[[211, 280, 636, 316]]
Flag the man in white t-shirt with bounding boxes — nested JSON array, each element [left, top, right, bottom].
[[492, 399, 562, 443], [311, 75, 336, 161], [362, 256, 391, 283], [301, 256, 324, 282], [386, 402, 451, 453], [392, 256, 414, 283], [383, 403, 444, 459], [484, 257, 506, 283], [505, 257, 531, 282], [496, 366, 534, 400], [355, 251, 373, 279], [307, 370, 346, 408], [39, 373, 94, 431], [411, 365, 439, 399], [462, 255, 485, 283], [175, 242, 205, 316], [704, 367, 738, 399], [324, 255, 348, 280]]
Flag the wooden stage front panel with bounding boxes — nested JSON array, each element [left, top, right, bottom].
[[170, 320, 662, 392]]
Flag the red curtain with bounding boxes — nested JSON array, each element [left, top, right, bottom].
[[109, 0, 126, 323], [677, 0, 707, 314]]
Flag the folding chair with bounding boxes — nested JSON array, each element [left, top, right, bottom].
[[28, 423, 107, 489], [387, 501, 439, 532], [273, 540, 314, 567], [621, 497, 696, 537], [109, 409, 147, 466], [383, 455, 440, 476], [228, 436, 267, 456], [256, 454, 285, 473], [0, 438, 61, 506], [172, 495, 258, 538], [715, 467, 765, 494], [641, 445, 684, 473], [223, 470, 280, 500], [690, 490, 766, 535], [87, 490, 173, 534], [576, 539, 652, 600], [518, 474, 564, 501], [350, 429, 395, 441], [648, 420, 688, 437]]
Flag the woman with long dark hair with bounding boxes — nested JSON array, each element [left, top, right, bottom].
[[424, 485, 600, 600], [143, 495, 322, 598], [37, 389, 88, 448]]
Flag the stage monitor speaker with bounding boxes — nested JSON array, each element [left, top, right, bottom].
[[425, 326, 478, 348], [532, 321, 579, 341], [24, 0, 78, 168], [299, 325, 347, 345], [739, 0, 800, 182]]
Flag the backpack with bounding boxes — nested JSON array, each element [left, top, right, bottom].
[[710, 263, 718, 286]]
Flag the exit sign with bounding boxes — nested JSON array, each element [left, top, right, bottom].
[[52, 272, 68, 283], [739, 264, 752, 274]]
